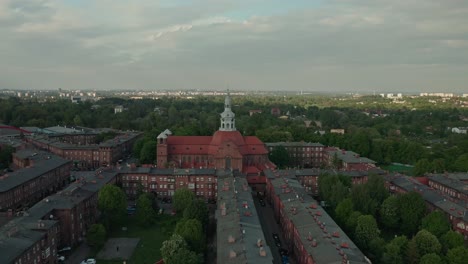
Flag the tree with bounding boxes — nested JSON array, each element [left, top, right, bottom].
[[421, 211, 450, 238], [174, 218, 205, 253], [0, 145, 14, 170], [365, 174, 389, 204], [173, 188, 195, 212], [98, 185, 127, 230], [398, 192, 426, 236], [335, 198, 354, 227], [431, 158, 445, 173], [453, 154, 468, 171], [161, 234, 201, 264], [351, 184, 378, 216], [166, 247, 201, 264], [355, 215, 380, 250], [140, 140, 157, 164], [368, 237, 386, 263], [132, 138, 146, 159], [380, 195, 400, 230], [419, 253, 443, 264], [413, 158, 432, 176], [318, 173, 350, 208], [183, 199, 209, 228], [268, 146, 290, 168], [382, 236, 408, 264], [136, 193, 157, 227], [413, 230, 441, 256], [446, 246, 468, 264], [346, 211, 362, 232], [86, 224, 106, 248], [440, 230, 464, 253], [406, 239, 420, 264]]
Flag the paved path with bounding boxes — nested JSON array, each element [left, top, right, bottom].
[[64, 243, 90, 264]]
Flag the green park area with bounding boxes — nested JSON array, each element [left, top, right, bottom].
[[381, 163, 414, 176], [95, 214, 180, 264]]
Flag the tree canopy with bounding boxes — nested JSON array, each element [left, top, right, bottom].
[[183, 199, 209, 228], [173, 188, 195, 213], [174, 218, 205, 253], [398, 192, 426, 236], [355, 215, 380, 250], [421, 211, 451, 238], [160, 234, 202, 264], [86, 224, 106, 249], [98, 185, 127, 229], [136, 193, 157, 227]]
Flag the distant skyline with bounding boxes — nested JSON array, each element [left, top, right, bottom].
[[1, 0, 467, 93]]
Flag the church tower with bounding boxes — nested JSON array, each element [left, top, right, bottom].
[[219, 90, 236, 131]]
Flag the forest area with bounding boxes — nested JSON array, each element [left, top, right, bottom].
[[0, 94, 467, 174]]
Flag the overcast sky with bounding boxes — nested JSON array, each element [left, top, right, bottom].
[[1, 0, 468, 93]]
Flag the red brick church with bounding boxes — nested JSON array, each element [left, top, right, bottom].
[[156, 91, 275, 183]]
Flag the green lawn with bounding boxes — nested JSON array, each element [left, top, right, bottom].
[[381, 163, 414, 176], [97, 214, 181, 264]]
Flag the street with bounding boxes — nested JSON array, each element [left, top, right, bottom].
[[252, 192, 295, 264]]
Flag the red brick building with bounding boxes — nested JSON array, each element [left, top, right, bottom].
[[26, 132, 141, 169], [323, 148, 376, 171], [156, 92, 274, 184], [264, 171, 368, 264], [273, 168, 384, 196], [385, 174, 468, 237], [0, 151, 72, 212], [0, 218, 60, 264], [266, 142, 324, 168], [427, 174, 468, 203], [120, 167, 218, 200]]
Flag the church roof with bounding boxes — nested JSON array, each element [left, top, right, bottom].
[[167, 136, 212, 145], [210, 131, 245, 146], [164, 131, 268, 156]]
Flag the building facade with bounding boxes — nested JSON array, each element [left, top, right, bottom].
[[0, 151, 72, 212], [156, 91, 275, 183], [266, 142, 324, 168], [26, 132, 141, 169], [264, 170, 369, 264]]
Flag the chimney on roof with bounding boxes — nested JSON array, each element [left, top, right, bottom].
[[257, 239, 263, 247], [229, 250, 237, 258], [311, 239, 318, 247]]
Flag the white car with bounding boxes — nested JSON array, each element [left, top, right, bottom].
[[80, 259, 96, 264], [57, 255, 65, 262]]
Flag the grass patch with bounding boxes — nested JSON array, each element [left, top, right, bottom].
[[97, 214, 181, 264], [381, 163, 414, 176]]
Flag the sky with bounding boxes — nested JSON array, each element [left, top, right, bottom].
[[1, 0, 468, 93]]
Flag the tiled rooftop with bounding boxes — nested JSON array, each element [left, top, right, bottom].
[[269, 177, 369, 264], [326, 149, 376, 164], [266, 142, 324, 147], [0, 151, 71, 192], [386, 175, 468, 221], [427, 174, 468, 195], [0, 216, 57, 263], [216, 175, 273, 264]]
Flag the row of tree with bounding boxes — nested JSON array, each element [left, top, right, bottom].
[[1, 95, 467, 171], [318, 173, 467, 263], [160, 188, 209, 264]]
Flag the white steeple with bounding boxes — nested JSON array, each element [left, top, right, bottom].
[[219, 89, 236, 131]]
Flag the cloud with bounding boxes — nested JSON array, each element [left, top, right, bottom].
[[1, 0, 468, 92]]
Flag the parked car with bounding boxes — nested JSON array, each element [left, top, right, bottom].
[[81, 258, 96, 264], [272, 233, 280, 242], [57, 255, 65, 262], [259, 198, 266, 207], [57, 247, 71, 253]]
